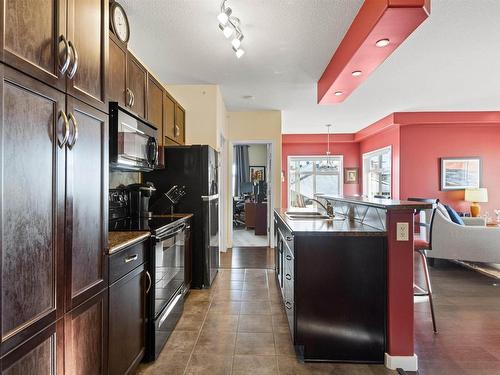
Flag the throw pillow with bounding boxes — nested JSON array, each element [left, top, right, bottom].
[[445, 205, 465, 225]]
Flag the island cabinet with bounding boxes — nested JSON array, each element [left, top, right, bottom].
[[108, 237, 150, 375], [274, 210, 387, 363], [0, 0, 108, 113]]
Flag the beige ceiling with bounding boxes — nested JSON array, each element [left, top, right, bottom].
[[121, 0, 500, 133]]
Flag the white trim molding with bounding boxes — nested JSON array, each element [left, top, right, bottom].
[[384, 353, 418, 372]]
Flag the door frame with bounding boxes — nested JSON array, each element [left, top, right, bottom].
[[229, 140, 275, 249]]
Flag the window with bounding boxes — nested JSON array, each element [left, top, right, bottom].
[[362, 146, 392, 199], [288, 156, 343, 208]]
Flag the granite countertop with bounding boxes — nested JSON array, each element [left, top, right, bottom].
[[318, 195, 434, 210], [275, 209, 385, 236], [108, 231, 150, 254]]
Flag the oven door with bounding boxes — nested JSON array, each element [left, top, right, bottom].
[[153, 224, 186, 318]]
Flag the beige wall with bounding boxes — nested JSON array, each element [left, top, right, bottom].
[[226, 111, 282, 248], [248, 144, 268, 167]]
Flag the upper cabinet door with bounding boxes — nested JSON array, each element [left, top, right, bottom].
[[175, 104, 185, 144], [108, 34, 127, 107], [0, 65, 65, 355], [66, 0, 108, 113], [147, 74, 163, 143], [65, 96, 108, 311], [164, 92, 176, 142], [0, 0, 67, 91], [127, 53, 147, 119]]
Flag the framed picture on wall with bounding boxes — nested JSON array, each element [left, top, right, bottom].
[[344, 167, 359, 184], [250, 166, 266, 183], [440, 157, 481, 190]]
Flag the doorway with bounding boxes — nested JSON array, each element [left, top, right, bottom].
[[230, 142, 272, 248]]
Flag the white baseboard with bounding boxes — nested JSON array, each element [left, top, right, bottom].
[[385, 353, 418, 371]]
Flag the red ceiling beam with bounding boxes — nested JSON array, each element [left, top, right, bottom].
[[317, 0, 430, 104]]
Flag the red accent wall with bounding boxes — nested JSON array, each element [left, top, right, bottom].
[[282, 135, 360, 208], [282, 112, 500, 211], [400, 124, 500, 213]]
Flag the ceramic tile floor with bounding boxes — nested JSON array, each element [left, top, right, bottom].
[[136, 268, 395, 375]]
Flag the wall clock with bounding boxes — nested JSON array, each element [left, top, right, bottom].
[[110, 1, 130, 44]]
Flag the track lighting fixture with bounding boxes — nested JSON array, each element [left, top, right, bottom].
[[218, 0, 245, 58]]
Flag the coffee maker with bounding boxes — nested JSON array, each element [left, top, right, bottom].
[[127, 182, 156, 218]]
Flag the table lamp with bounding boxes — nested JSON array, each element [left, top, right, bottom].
[[465, 188, 488, 217]]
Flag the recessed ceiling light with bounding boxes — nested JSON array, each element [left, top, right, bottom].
[[375, 38, 390, 47], [352, 70, 362, 77], [334, 91, 343, 96]]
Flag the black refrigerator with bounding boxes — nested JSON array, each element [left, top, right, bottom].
[[146, 145, 219, 288]]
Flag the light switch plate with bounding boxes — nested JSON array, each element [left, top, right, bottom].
[[396, 222, 409, 241]]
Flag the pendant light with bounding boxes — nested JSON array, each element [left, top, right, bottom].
[[326, 124, 333, 167]]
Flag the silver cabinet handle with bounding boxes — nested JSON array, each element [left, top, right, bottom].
[[131, 90, 135, 107], [286, 255, 292, 261], [67, 41, 79, 79], [58, 110, 70, 148], [68, 112, 79, 149], [286, 236, 293, 241], [124, 254, 138, 263], [285, 274, 292, 281], [175, 124, 180, 137], [58, 35, 71, 75], [285, 301, 292, 309], [126, 88, 132, 107], [145, 271, 152, 294]]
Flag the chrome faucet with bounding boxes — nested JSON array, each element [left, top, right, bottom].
[[309, 198, 334, 218]]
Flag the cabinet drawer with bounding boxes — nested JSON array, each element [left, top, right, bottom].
[[109, 240, 148, 283]]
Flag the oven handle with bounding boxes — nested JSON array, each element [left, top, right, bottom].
[[158, 291, 183, 327], [155, 223, 186, 242]]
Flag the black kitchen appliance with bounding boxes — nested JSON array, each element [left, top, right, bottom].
[[145, 145, 219, 288], [109, 102, 159, 172], [109, 188, 190, 361], [128, 182, 156, 218]]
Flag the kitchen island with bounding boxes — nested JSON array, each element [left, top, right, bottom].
[[274, 196, 432, 371]]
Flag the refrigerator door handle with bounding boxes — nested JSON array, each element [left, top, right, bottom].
[[201, 194, 219, 201]]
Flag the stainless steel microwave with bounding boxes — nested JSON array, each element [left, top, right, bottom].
[[109, 103, 158, 172]]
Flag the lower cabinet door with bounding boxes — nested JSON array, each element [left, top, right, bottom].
[[1, 320, 64, 375], [108, 265, 146, 375], [65, 290, 108, 375]]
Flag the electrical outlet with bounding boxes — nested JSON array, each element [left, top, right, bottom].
[[396, 222, 409, 241]]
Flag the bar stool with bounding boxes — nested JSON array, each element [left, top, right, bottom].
[[408, 197, 438, 333]]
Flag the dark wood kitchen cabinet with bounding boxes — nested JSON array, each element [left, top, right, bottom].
[[174, 103, 185, 144], [0, 0, 66, 91], [65, 289, 109, 375], [65, 97, 108, 311], [0, 63, 108, 367], [108, 34, 127, 107], [164, 91, 176, 142], [147, 73, 165, 167], [108, 264, 148, 375], [66, 0, 108, 112], [127, 53, 147, 119], [0, 65, 65, 355], [1, 320, 64, 374], [0, 0, 108, 113]]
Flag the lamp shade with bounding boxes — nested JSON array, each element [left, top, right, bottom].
[[465, 188, 488, 203]]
